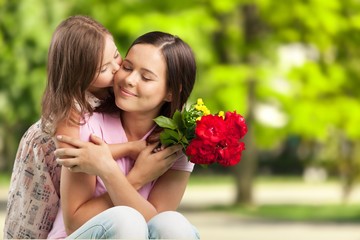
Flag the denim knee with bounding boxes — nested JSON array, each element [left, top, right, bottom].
[[148, 211, 200, 239], [105, 206, 148, 239], [67, 206, 148, 239]]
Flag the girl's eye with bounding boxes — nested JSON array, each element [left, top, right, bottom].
[[114, 51, 120, 59], [100, 66, 108, 73]]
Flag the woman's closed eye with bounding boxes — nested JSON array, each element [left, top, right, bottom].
[[142, 74, 152, 81], [121, 64, 132, 72]]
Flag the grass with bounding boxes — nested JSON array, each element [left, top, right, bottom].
[[210, 203, 360, 223], [189, 175, 360, 222], [188, 174, 338, 186], [188, 174, 233, 186], [2, 171, 359, 222]]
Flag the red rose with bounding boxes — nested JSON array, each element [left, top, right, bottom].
[[217, 141, 245, 166], [225, 111, 248, 139], [195, 115, 226, 143], [186, 138, 218, 165]]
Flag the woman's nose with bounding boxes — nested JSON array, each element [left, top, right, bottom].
[[125, 72, 137, 87]]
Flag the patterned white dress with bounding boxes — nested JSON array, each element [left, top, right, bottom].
[[4, 93, 101, 239]]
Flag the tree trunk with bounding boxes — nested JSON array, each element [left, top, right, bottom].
[[232, 4, 262, 205], [232, 78, 257, 205]]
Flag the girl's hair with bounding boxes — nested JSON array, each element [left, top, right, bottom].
[[41, 15, 111, 134], [99, 31, 197, 143]]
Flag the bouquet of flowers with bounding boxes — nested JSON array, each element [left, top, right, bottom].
[[154, 99, 248, 166]]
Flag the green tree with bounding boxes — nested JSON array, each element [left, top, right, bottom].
[[2, 0, 360, 205], [0, 0, 69, 170]]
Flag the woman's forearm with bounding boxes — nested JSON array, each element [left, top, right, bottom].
[[99, 167, 158, 221]]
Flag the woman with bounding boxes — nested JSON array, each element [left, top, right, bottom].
[[52, 31, 200, 239]]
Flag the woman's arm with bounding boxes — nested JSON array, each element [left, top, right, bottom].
[[56, 134, 183, 221], [147, 169, 190, 212], [55, 111, 110, 234]]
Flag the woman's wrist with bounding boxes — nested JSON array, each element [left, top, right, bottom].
[[126, 169, 144, 190], [98, 159, 119, 180]]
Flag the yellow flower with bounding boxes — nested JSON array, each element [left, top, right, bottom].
[[203, 108, 210, 116], [195, 98, 210, 115], [218, 111, 225, 119]]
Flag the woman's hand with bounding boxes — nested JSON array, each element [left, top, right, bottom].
[[128, 139, 147, 160], [55, 134, 117, 177], [127, 143, 183, 189]]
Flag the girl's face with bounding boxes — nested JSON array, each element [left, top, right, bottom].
[[113, 43, 172, 116], [89, 36, 121, 93]]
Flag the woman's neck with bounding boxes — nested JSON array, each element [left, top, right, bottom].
[[121, 112, 156, 141]]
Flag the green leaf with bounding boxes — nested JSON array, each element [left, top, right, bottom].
[[160, 129, 180, 146], [160, 137, 177, 146], [154, 116, 178, 130], [173, 110, 185, 129], [180, 134, 189, 144], [164, 128, 180, 140]]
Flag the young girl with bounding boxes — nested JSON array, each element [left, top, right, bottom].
[[4, 16, 180, 239], [51, 31, 200, 239], [3, 15, 121, 239]]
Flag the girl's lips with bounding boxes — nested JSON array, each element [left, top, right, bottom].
[[120, 87, 138, 97]]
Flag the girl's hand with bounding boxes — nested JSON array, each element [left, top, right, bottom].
[[55, 134, 116, 177], [127, 143, 183, 189]]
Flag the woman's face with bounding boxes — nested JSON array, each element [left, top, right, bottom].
[[89, 35, 121, 93], [113, 43, 172, 115]]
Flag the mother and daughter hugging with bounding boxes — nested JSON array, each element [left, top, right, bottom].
[[4, 15, 200, 239]]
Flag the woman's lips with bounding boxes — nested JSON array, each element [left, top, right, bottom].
[[120, 87, 137, 97]]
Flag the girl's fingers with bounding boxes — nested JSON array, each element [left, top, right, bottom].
[[56, 135, 85, 147], [89, 134, 105, 145]]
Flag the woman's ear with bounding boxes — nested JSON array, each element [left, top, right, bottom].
[[164, 91, 172, 102]]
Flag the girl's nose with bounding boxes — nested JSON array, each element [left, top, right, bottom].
[[112, 60, 121, 74]]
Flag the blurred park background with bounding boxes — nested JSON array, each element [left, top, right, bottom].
[[1, 0, 360, 239]]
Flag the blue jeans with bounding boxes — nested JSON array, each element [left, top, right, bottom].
[[66, 206, 200, 239]]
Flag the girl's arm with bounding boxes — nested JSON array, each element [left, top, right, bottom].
[[57, 109, 145, 161], [108, 140, 146, 160]]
